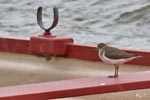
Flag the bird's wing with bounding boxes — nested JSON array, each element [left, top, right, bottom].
[[104, 46, 137, 59]]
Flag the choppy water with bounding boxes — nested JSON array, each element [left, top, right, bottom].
[[0, 0, 150, 50]]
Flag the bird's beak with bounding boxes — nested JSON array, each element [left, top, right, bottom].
[[89, 48, 97, 52]]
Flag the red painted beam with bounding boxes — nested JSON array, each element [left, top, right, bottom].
[[0, 71, 149, 100], [67, 44, 100, 61], [0, 38, 150, 66], [0, 38, 30, 54], [67, 44, 150, 66]]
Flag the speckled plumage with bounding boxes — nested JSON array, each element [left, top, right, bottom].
[[100, 45, 138, 59]]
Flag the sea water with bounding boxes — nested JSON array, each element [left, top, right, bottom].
[[0, 0, 150, 51]]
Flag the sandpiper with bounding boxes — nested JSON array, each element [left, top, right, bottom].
[[97, 43, 141, 78]]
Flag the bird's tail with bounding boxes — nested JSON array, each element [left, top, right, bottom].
[[134, 55, 142, 59]]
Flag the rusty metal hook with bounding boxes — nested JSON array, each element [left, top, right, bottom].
[[37, 7, 59, 35]]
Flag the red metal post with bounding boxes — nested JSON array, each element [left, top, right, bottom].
[[30, 36, 73, 55]]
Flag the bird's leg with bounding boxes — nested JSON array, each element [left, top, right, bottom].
[[115, 64, 119, 77], [108, 64, 119, 78]]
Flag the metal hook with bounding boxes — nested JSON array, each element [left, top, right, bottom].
[[37, 7, 59, 35]]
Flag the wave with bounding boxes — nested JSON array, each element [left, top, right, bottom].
[[116, 4, 150, 23], [120, 5, 150, 17]]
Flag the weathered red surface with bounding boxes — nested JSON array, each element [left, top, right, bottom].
[[67, 44, 100, 61], [0, 38, 30, 54], [0, 37, 149, 66], [67, 44, 150, 66], [0, 37, 149, 99], [0, 71, 149, 100]]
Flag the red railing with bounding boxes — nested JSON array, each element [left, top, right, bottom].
[[0, 37, 150, 66], [0, 37, 149, 99]]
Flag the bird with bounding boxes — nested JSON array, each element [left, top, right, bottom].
[[96, 43, 141, 78]]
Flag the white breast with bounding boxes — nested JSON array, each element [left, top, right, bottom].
[[98, 51, 137, 65]]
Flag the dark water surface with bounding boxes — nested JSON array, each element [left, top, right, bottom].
[[0, 0, 150, 50]]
